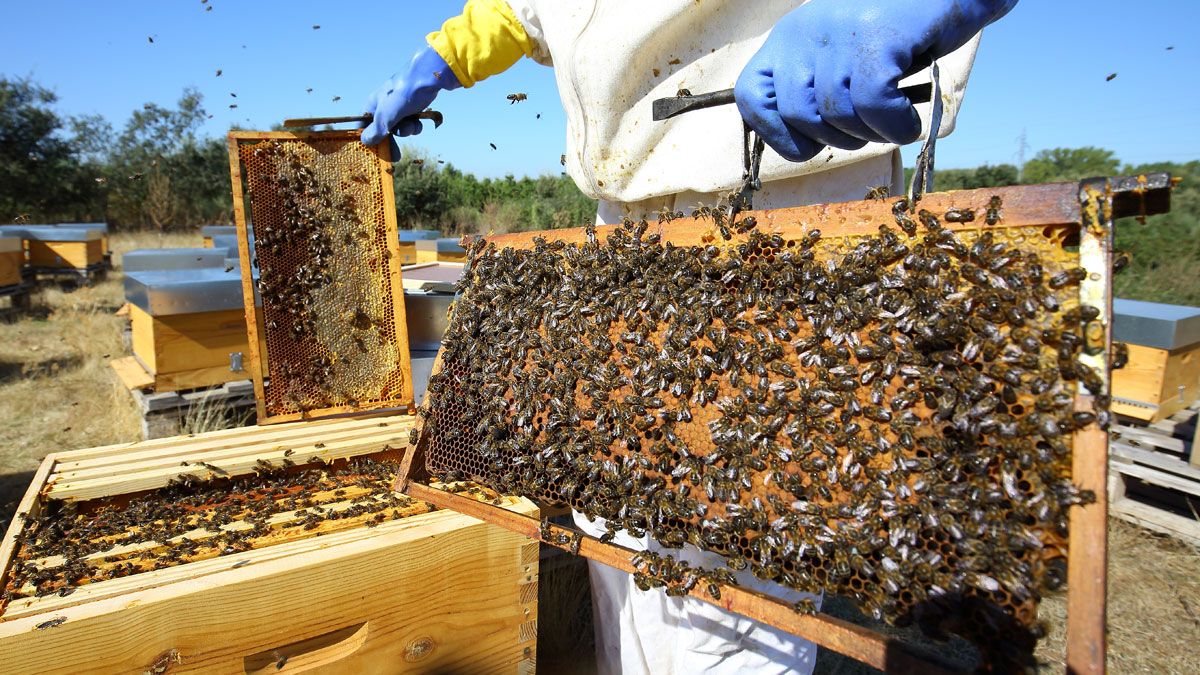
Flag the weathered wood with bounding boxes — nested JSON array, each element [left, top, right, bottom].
[[407, 483, 960, 675], [1067, 409, 1109, 674]]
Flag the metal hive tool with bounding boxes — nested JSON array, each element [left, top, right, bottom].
[[227, 130, 414, 424], [403, 175, 1174, 673]]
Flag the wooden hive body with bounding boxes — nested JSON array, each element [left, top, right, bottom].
[[0, 417, 538, 674], [126, 303, 268, 393], [1111, 343, 1200, 421], [0, 250, 23, 287], [27, 239, 103, 270]]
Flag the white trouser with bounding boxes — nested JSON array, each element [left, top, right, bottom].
[[580, 153, 899, 675]]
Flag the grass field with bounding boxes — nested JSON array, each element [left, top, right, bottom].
[[0, 231, 1198, 673]]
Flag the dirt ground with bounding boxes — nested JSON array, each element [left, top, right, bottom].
[[1, 232, 1199, 673]]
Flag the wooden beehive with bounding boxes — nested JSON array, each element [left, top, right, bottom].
[[398, 230, 441, 265], [1110, 300, 1200, 422], [26, 231, 104, 270], [0, 416, 539, 673], [123, 303, 268, 393]]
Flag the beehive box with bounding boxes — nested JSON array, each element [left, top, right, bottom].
[[0, 415, 539, 673], [118, 269, 267, 393], [1111, 299, 1200, 421], [0, 235, 23, 287], [56, 223, 110, 265], [397, 230, 441, 265], [24, 227, 104, 270], [415, 238, 467, 263]]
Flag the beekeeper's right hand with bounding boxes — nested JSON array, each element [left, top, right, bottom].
[[360, 0, 539, 158], [734, 0, 1018, 162]]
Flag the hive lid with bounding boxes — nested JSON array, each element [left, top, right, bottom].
[[56, 222, 108, 234], [210, 234, 240, 254], [1113, 298, 1200, 350], [20, 226, 103, 242], [123, 248, 228, 272], [124, 268, 257, 315], [0, 235, 21, 254], [400, 262, 464, 292], [398, 229, 441, 242], [201, 224, 237, 237]]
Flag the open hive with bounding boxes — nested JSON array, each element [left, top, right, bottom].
[[416, 180, 1150, 670], [228, 130, 413, 424], [0, 416, 539, 673]]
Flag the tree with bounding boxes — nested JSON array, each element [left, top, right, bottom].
[[1022, 147, 1120, 184], [0, 77, 76, 221]]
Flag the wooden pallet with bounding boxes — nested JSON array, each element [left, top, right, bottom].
[[0, 417, 540, 673], [111, 357, 258, 439], [0, 280, 34, 310], [1109, 403, 1200, 546]]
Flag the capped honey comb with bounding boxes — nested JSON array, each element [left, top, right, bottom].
[[229, 131, 413, 423], [421, 195, 1111, 670]]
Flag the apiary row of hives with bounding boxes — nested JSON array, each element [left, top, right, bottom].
[[414, 179, 1145, 671], [0, 416, 538, 673], [0, 223, 110, 298]]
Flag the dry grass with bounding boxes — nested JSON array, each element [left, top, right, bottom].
[[0, 231, 200, 526], [0, 232, 1198, 673]]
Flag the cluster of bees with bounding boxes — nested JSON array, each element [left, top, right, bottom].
[[422, 196, 1115, 668], [242, 140, 401, 415], [4, 457, 416, 604]]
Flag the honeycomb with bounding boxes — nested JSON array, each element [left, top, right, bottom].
[[421, 198, 1109, 670], [232, 132, 412, 421], [3, 456, 422, 607]]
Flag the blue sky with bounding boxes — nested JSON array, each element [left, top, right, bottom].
[[4, 1, 1196, 178]]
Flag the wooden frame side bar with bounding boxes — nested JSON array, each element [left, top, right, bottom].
[[407, 483, 962, 675]]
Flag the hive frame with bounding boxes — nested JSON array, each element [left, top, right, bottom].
[[399, 174, 1172, 674], [227, 130, 414, 424]]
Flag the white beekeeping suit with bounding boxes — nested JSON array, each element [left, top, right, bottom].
[[495, 4, 981, 673], [362, 1, 986, 673]]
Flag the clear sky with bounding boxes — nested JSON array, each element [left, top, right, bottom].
[[3, 1, 1197, 178]]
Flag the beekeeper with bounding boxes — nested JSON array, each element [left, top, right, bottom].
[[361, 0, 1017, 672]]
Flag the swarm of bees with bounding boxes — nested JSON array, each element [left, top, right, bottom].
[[240, 139, 406, 416], [421, 197, 1119, 669], [3, 457, 424, 605]]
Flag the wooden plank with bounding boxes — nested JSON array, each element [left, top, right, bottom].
[[227, 131, 268, 424], [407, 483, 959, 675], [109, 356, 155, 391], [1111, 461, 1200, 499], [484, 181, 1084, 252], [1110, 498, 1200, 547], [1068, 402, 1109, 675], [1161, 345, 1200, 422], [1110, 442, 1200, 483], [46, 432, 411, 501], [0, 454, 58, 604], [1192, 417, 1200, 468], [54, 424, 411, 480], [0, 505, 539, 674], [1111, 424, 1187, 453], [52, 414, 405, 465]]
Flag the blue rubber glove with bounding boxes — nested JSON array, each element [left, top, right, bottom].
[[360, 46, 461, 159], [735, 0, 1018, 162]]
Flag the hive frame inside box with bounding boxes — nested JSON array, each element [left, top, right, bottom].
[[227, 130, 415, 425], [0, 416, 539, 673], [399, 175, 1174, 674]]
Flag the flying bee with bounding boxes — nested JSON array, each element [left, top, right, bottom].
[[506, 93, 528, 104]]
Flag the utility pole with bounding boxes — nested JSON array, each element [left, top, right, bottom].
[[1015, 128, 1029, 182]]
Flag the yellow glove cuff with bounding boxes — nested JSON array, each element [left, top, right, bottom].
[[427, 0, 537, 88]]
